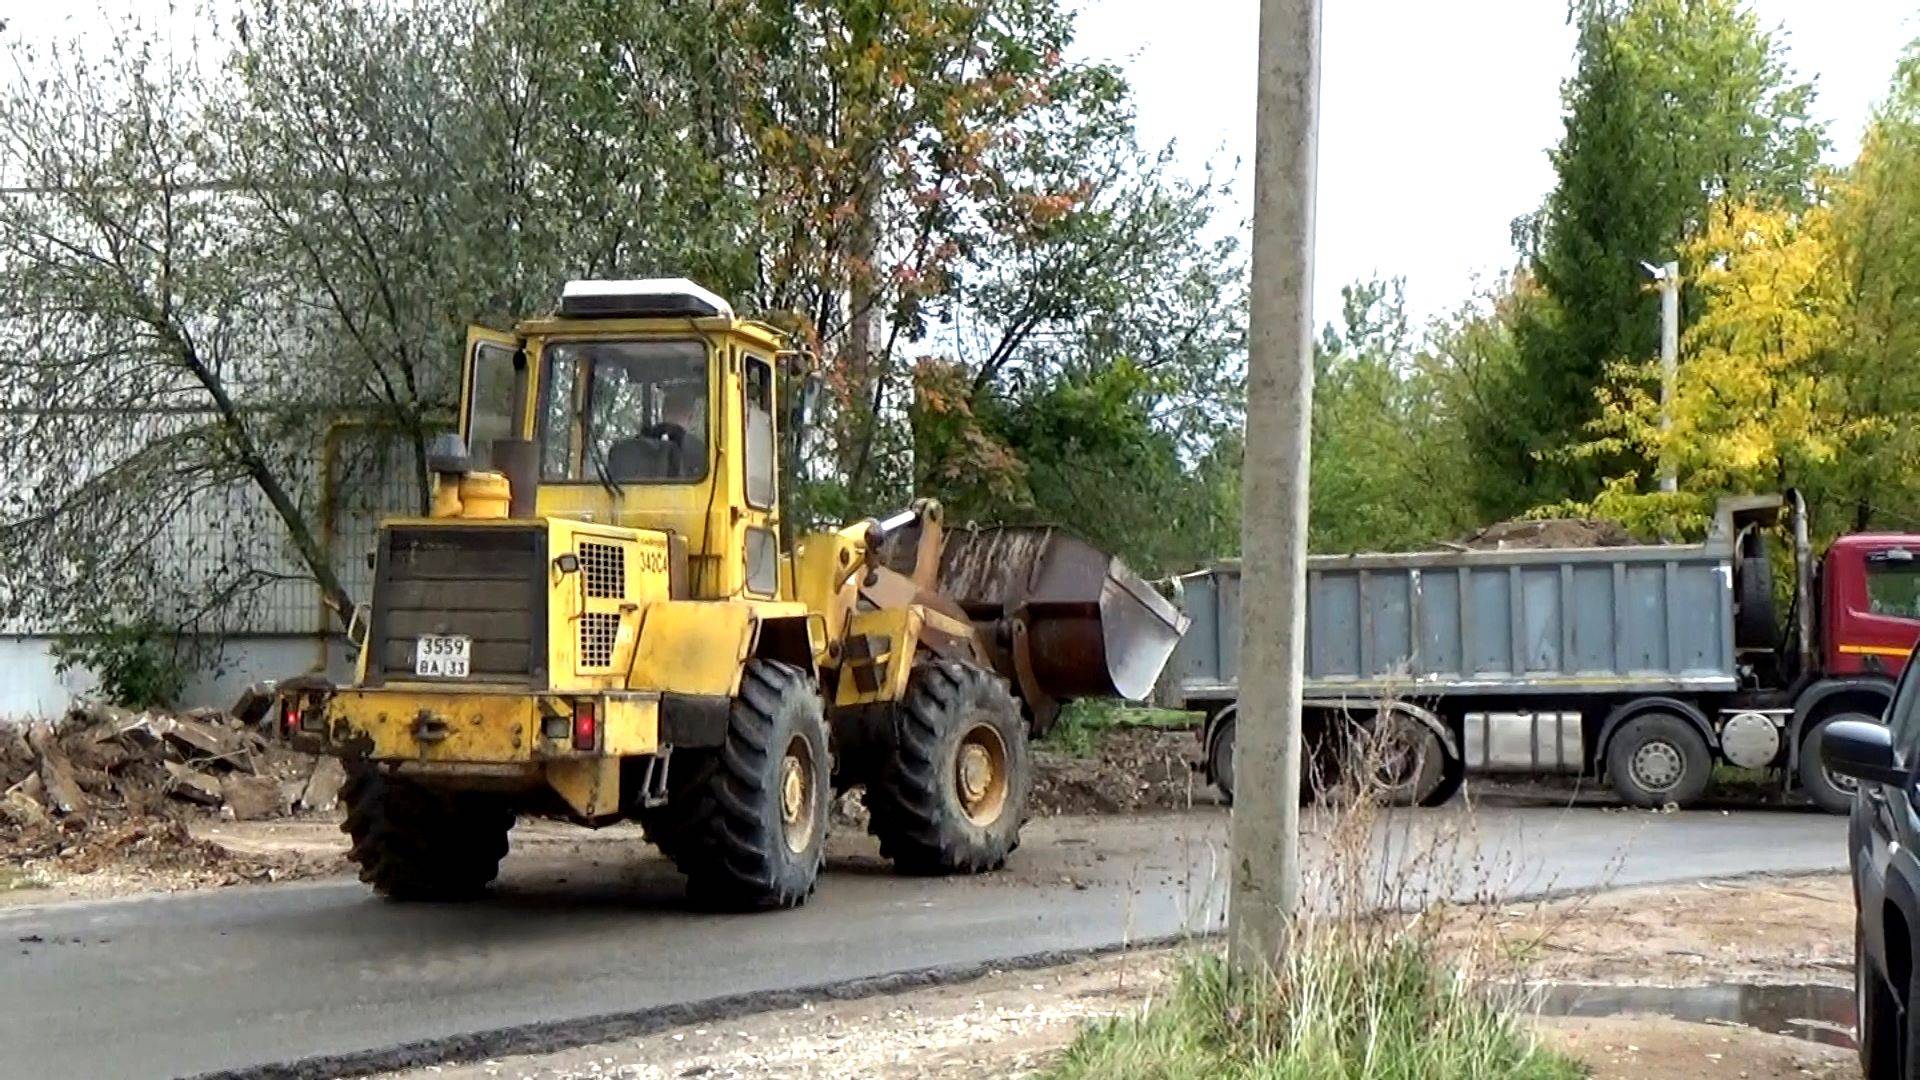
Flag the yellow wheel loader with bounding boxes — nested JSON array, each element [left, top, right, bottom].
[[277, 279, 1187, 908]]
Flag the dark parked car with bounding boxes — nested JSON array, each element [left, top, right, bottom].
[[1822, 664, 1920, 1079]]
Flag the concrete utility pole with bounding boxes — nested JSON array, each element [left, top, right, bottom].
[[1229, 0, 1321, 976], [1647, 259, 1681, 494]]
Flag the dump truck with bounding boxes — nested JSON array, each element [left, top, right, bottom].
[[276, 278, 1186, 906], [1169, 493, 1920, 812]]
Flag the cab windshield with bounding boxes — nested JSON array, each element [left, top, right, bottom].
[[1868, 555, 1920, 618], [540, 339, 709, 483]]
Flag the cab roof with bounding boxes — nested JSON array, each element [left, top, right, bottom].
[[514, 278, 787, 351]]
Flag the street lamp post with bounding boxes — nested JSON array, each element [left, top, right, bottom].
[[1642, 259, 1681, 494]]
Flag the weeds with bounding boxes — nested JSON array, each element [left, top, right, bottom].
[[0, 866, 44, 892], [1044, 700, 1197, 757], [1046, 946, 1580, 1080], [1045, 696, 1590, 1079]]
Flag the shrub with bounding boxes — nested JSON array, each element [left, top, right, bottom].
[[51, 617, 192, 710]]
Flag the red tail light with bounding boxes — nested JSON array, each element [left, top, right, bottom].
[[284, 704, 302, 734], [572, 702, 598, 751]]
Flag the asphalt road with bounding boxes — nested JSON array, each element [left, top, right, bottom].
[[0, 805, 1846, 1080]]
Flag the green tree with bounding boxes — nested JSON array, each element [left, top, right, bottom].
[[0, 0, 1249, 654], [1827, 43, 1920, 534], [905, 141, 1248, 572], [1546, 39, 1920, 544], [1504, 0, 1823, 505], [1308, 279, 1484, 553]]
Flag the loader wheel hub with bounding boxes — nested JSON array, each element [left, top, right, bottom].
[[955, 719, 1010, 827], [779, 735, 817, 856]]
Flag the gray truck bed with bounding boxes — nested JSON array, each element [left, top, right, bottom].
[[1170, 542, 1738, 706]]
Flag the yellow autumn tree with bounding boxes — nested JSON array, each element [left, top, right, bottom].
[[1551, 195, 1856, 536], [1666, 199, 1853, 487]]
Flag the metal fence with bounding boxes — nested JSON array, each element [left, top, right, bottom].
[[3, 417, 421, 638]]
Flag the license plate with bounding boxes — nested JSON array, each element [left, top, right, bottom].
[[414, 635, 471, 678]]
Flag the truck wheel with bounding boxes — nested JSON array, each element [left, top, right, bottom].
[[1209, 715, 1335, 806], [1605, 713, 1712, 808], [644, 660, 829, 910], [1365, 715, 1447, 807], [866, 660, 1030, 875], [341, 767, 513, 901], [1734, 532, 1778, 649], [1207, 716, 1236, 806], [1800, 714, 1870, 815]]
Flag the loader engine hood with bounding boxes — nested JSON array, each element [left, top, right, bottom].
[[366, 519, 679, 690]]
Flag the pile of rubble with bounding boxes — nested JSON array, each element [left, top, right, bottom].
[[1030, 728, 1208, 815], [1, 702, 345, 875], [1458, 517, 1635, 550]]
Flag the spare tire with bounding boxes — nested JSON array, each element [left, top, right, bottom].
[[1735, 531, 1777, 650]]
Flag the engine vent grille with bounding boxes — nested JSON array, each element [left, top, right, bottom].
[[372, 526, 544, 686], [580, 541, 625, 600], [579, 612, 620, 669]]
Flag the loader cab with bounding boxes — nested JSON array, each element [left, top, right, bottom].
[[458, 278, 790, 601]]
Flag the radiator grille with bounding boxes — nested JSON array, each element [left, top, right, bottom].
[[579, 612, 620, 669], [371, 525, 545, 685], [580, 541, 625, 600]]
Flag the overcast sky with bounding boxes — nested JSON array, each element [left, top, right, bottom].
[[1072, 1, 1920, 328], [7, 1, 1913, 331]]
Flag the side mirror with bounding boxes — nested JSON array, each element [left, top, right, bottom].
[[426, 432, 472, 476], [1820, 720, 1908, 786], [795, 373, 824, 431]]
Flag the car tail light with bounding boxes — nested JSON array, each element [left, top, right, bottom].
[[283, 704, 301, 734], [572, 701, 597, 751]]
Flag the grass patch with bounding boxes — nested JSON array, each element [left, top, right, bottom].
[[1709, 764, 1781, 800], [1044, 694, 1588, 1079], [0, 866, 45, 892], [1043, 699, 1198, 757], [1044, 943, 1581, 1080]]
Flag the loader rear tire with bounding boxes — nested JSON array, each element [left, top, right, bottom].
[[341, 766, 513, 902], [866, 660, 1030, 875], [642, 660, 830, 911]]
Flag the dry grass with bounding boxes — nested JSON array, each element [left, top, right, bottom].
[[1043, 708, 1590, 1079]]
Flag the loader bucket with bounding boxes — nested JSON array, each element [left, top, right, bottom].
[[936, 526, 1190, 734]]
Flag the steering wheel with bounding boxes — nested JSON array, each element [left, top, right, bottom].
[[640, 421, 687, 444]]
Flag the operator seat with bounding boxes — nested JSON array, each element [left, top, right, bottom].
[[606, 436, 673, 482]]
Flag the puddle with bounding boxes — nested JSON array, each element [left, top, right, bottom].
[[1527, 982, 1855, 1048]]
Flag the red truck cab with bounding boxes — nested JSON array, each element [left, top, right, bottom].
[[1821, 534, 1920, 680]]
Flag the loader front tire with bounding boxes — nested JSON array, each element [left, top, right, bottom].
[[867, 660, 1031, 875], [341, 766, 513, 902], [643, 660, 830, 911]]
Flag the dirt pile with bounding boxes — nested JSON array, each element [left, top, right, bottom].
[[1030, 728, 1208, 815], [1, 703, 345, 886], [1461, 518, 1635, 550]]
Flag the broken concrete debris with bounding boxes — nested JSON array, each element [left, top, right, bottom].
[[297, 756, 347, 814], [218, 774, 287, 822], [2, 700, 335, 832]]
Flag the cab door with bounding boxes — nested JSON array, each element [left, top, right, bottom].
[[460, 326, 527, 471], [739, 349, 781, 599]]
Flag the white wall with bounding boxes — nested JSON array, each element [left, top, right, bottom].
[[0, 635, 354, 722]]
